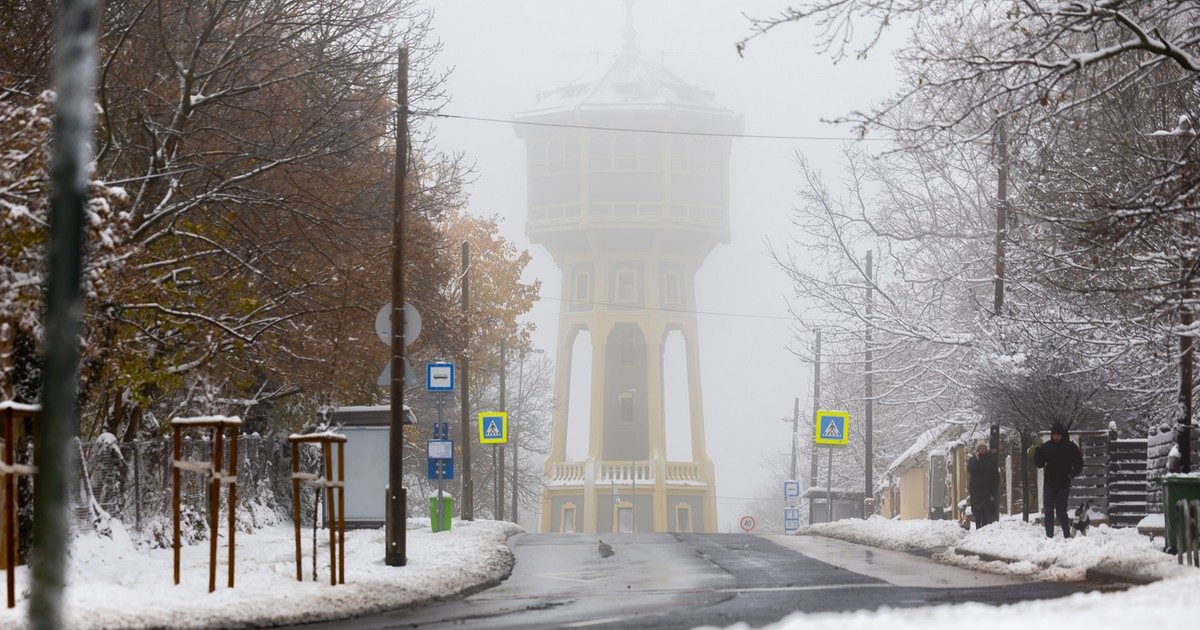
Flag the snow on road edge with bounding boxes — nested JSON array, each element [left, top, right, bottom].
[[797, 515, 1196, 582], [0, 519, 522, 629], [712, 572, 1200, 630]]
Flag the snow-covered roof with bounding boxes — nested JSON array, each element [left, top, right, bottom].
[[886, 423, 957, 475], [0, 401, 40, 413], [171, 415, 242, 426], [514, 20, 738, 124]]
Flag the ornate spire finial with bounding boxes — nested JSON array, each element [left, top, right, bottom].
[[622, 0, 637, 54]]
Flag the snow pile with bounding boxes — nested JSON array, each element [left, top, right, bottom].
[[0, 519, 521, 628], [801, 515, 1194, 582], [947, 518, 1191, 581], [798, 515, 967, 552], [720, 573, 1200, 630]]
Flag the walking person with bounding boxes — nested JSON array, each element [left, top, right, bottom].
[[1035, 422, 1084, 538], [966, 442, 999, 528]]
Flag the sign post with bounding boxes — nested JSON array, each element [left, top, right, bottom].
[[814, 410, 850, 523], [427, 363, 455, 532], [783, 480, 801, 534]]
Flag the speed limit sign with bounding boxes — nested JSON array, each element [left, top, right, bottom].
[[739, 515, 756, 533]]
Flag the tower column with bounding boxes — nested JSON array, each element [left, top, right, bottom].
[[645, 324, 667, 531], [547, 320, 578, 466], [587, 321, 611, 462], [682, 320, 711, 463]]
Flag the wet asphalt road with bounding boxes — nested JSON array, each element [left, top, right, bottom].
[[298, 533, 1099, 629]]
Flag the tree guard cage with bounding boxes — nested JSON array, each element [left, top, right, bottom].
[[171, 416, 241, 593], [1, 402, 37, 609], [288, 433, 346, 586]]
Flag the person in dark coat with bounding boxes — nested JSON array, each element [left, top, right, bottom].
[[966, 442, 999, 528], [1035, 422, 1084, 538]]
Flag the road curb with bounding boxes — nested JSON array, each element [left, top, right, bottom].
[[1083, 565, 1161, 586], [953, 547, 1163, 585], [951, 546, 1042, 566]]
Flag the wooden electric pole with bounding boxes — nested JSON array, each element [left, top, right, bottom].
[[808, 329, 821, 524], [864, 250, 874, 517], [790, 397, 799, 482], [460, 241, 473, 519], [497, 339, 506, 520], [385, 47, 409, 567], [994, 119, 1009, 317], [32, 0, 98, 624]]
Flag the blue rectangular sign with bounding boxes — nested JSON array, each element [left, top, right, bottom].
[[784, 506, 801, 533], [427, 439, 454, 480], [426, 362, 455, 392]]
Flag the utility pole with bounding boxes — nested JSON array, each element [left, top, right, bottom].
[[385, 47, 409, 567], [460, 241, 473, 519], [808, 330, 821, 525], [994, 119, 1008, 317], [32, 0, 97, 624], [1179, 182, 1195, 474], [513, 348, 542, 525], [864, 250, 874, 517], [991, 118, 1009, 465], [789, 397, 799, 482], [512, 350, 522, 524], [497, 338, 506, 520]]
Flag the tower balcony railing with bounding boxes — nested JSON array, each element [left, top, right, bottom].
[[665, 461, 705, 485], [547, 461, 586, 485], [545, 459, 708, 487], [598, 460, 654, 484]]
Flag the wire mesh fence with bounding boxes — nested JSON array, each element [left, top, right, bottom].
[[70, 435, 325, 547]]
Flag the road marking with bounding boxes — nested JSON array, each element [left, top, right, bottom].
[[719, 583, 892, 593], [562, 615, 632, 627], [532, 571, 615, 583]]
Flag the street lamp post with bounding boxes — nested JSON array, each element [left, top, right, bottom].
[[781, 397, 799, 483], [497, 337, 505, 520], [513, 348, 544, 525]]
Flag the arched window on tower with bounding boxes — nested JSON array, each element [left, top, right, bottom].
[[669, 137, 687, 172], [531, 139, 548, 175], [565, 137, 582, 172], [615, 269, 638, 304], [548, 137, 565, 173], [664, 270, 682, 305], [639, 135, 663, 170], [588, 135, 612, 170], [614, 135, 637, 171]]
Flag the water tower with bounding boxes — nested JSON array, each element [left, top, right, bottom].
[[517, 8, 740, 533]]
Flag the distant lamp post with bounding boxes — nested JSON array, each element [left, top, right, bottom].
[[781, 397, 799, 483], [512, 348, 545, 524]]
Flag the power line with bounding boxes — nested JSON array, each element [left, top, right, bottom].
[[538, 294, 796, 321], [426, 111, 889, 143]]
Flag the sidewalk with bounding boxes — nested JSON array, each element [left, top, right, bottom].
[[797, 515, 1193, 584], [0, 519, 522, 629]]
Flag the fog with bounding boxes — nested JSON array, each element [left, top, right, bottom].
[[426, 0, 904, 531]]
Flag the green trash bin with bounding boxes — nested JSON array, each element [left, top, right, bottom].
[[429, 496, 453, 533], [1162, 474, 1200, 551]]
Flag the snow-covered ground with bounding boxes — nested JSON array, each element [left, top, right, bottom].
[[798, 516, 967, 553], [0, 519, 521, 628], [719, 573, 1200, 630], [731, 516, 1200, 630], [799, 515, 1194, 582]]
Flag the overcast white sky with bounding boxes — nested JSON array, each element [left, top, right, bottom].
[[425, 0, 905, 531]]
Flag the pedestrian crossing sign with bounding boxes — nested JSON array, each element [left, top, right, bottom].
[[814, 410, 850, 446], [478, 412, 508, 444]]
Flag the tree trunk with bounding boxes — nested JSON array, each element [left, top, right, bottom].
[[1020, 433, 1030, 522]]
